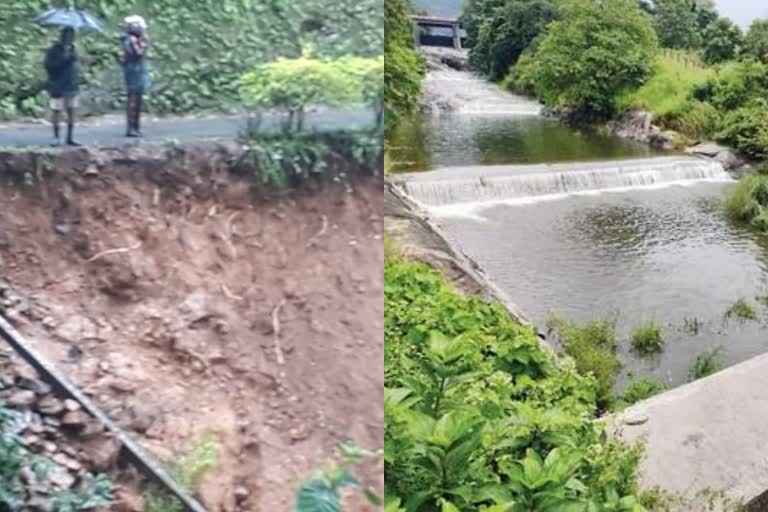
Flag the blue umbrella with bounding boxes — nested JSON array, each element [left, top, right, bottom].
[[35, 8, 103, 32]]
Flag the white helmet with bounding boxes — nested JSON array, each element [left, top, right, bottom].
[[124, 15, 147, 32]]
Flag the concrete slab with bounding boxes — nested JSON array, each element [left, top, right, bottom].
[[614, 352, 768, 507]]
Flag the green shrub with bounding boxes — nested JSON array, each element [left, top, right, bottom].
[[619, 378, 666, 407], [726, 174, 768, 232], [240, 49, 361, 132], [689, 348, 723, 381], [716, 100, 768, 160], [724, 298, 759, 322], [631, 321, 664, 356], [615, 52, 714, 116], [385, 260, 645, 510], [710, 59, 768, 111], [516, 0, 658, 116], [146, 432, 220, 512], [546, 315, 622, 410], [0, 0, 382, 118]]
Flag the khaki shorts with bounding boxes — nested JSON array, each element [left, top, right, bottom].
[[49, 95, 79, 111]]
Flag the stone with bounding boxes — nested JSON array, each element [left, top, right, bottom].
[[623, 414, 649, 426], [688, 142, 729, 157], [8, 389, 36, 407], [37, 396, 65, 416], [106, 377, 138, 393], [715, 149, 743, 171], [13, 364, 37, 382], [234, 486, 250, 503], [61, 410, 89, 428], [82, 436, 122, 472], [55, 223, 73, 235], [47, 467, 76, 490], [64, 399, 81, 412], [112, 486, 146, 512]]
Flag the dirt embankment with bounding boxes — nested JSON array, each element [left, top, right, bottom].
[[0, 144, 384, 511]]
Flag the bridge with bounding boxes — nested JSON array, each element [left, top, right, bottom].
[[412, 15, 466, 50]]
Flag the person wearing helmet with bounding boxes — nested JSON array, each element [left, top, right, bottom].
[[122, 17, 149, 137], [44, 27, 80, 146]]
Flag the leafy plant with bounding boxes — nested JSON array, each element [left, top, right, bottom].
[[295, 444, 381, 512], [724, 298, 759, 322], [385, 260, 645, 511], [49, 474, 113, 512], [631, 322, 664, 356], [689, 347, 723, 381], [384, 0, 424, 129], [146, 432, 220, 512], [726, 174, 768, 232], [546, 315, 622, 410], [618, 378, 666, 408], [233, 129, 383, 188]]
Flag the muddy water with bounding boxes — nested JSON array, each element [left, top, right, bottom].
[[396, 64, 768, 388]]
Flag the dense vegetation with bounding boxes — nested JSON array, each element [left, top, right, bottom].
[[384, 257, 647, 511], [0, 0, 382, 118], [384, 0, 423, 128], [513, 0, 658, 116]]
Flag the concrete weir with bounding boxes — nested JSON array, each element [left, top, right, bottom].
[[614, 352, 768, 509]]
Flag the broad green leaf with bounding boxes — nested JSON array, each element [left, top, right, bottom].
[[295, 479, 341, 512]]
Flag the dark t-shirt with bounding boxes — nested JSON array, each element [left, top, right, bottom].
[[44, 42, 79, 98]]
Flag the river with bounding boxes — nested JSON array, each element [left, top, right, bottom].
[[392, 60, 768, 388]]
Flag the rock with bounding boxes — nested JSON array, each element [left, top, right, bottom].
[[64, 399, 81, 412], [715, 149, 743, 171], [113, 486, 146, 512], [13, 364, 38, 382], [234, 486, 250, 503], [623, 414, 649, 426], [61, 410, 89, 428], [688, 142, 729, 157], [8, 389, 36, 407], [82, 436, 122, 472], [42, 316, 57, 329], [37, 396, 65, 416], [55, 224, 72, 235], [106, 377, 138, 393], [47, 467, 76, 490], [27, 496, 54, 512]]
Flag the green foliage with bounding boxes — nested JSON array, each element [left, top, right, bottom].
[[652, 0, 702, 50], [689, 348, 723, 381], [546, 315, 622, 410], [726, 174, 768, 232], [0, 0, 382, 118], [385, 259, 645, 511], [234, 128, 383, 188], [515, 0, 658, 116], [630, 322, 664, 356], [745, 19, 768, 63], [724, 298, 759, 322], [709, 59, 768, 111], [701, 18, 743, 65], [716, 100, 768, 159], [295, 444, 381, 512], [617, 378, 665, 408], [145, 432, 220, 512], [240, 49, 372, 131], [0, 403, 113, 511], [466, 0, 558, 81], [384, 0, 424, 128]]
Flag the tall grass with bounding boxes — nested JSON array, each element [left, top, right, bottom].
[[726, 174, 768, 232]]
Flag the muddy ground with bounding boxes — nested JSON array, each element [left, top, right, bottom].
[[0, 161, 383, 511]]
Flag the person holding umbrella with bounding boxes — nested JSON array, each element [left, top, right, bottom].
[[44, 27, 80, 146], [36, 6, 103, 147], [122, 16, 149, 138]]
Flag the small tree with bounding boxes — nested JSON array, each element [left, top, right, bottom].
[[702, 18, 743, 64], [745, 19, 768, 63], [516, 0, 658, 116], [240, 48, 358, 132], [653, 0, 703, 50], [336, 56, 384, 126]]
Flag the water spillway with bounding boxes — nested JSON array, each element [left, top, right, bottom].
[[397, 156, 732, 208]]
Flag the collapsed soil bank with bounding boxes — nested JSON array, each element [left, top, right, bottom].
[[0, 143, 384, 511]]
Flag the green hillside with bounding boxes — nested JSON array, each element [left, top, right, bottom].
[[0, 0, 382, 118]]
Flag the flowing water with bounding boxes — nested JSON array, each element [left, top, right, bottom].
[[394, 65, 768, 387]]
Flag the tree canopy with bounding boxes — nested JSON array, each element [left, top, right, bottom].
[[516, 0, 658, 116], [745, 19, 768, 63], [702, 17, 744, 64]]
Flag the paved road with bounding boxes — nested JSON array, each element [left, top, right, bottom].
[[0, 109, 375, 147]]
